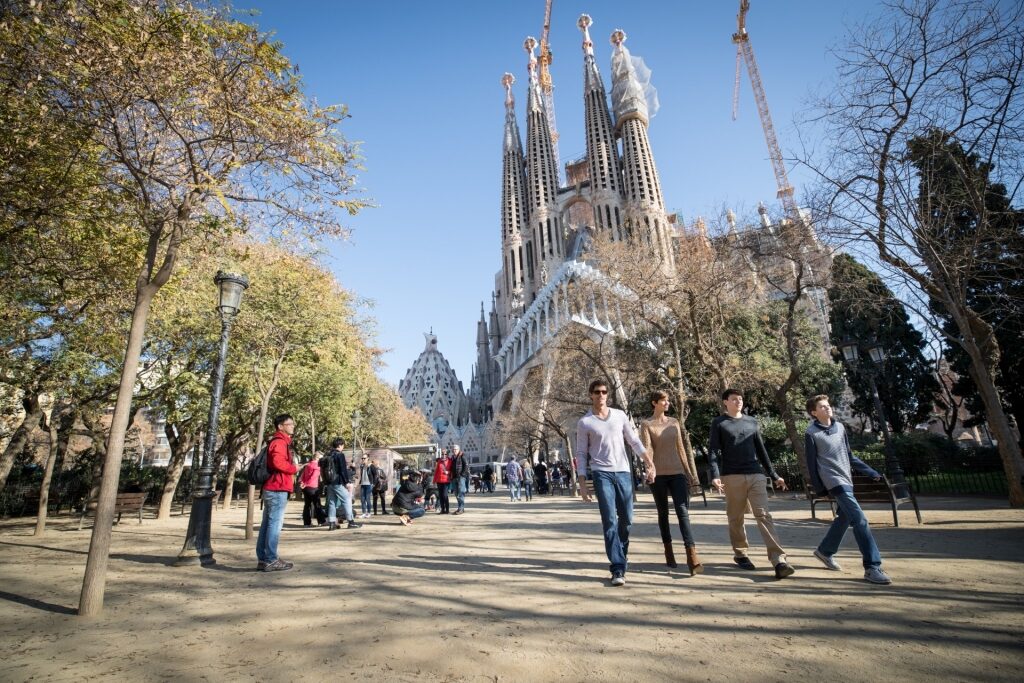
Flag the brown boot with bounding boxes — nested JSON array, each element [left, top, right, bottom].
[[664, 542, 678, 568], [686, 546, 704, 576]]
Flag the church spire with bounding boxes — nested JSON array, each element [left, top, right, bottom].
[[500, 72, 528, 312], [523, 36, 564, 300], [579, 14, 624, 241], [610, 29, 673, 270]]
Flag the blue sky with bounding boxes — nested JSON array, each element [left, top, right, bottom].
[[239, 0, 882, 387]]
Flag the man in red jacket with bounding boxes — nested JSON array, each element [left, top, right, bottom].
[[256, 414, 298, 572]]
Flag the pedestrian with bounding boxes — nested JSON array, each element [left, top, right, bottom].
[[256, 414, 299, 572], [320, 438, 362, 531], [708, 388, 794, 579], [298, 455, 326, 527], [392, 470, 427, 526], [482, 463, 495, 493], [577, 379, 655, 587], [534, 459, 548, 494], [505, 456, 523, 501], [433, 452, 451, 514], [450, 444, 469, 514], [521, 459, 534, 501], [550, 463, 562, 494], [357, 453, 373, 519], [369, 457, 389, 515], [805, 395, 893, 585], [640, 390, 703, 575]]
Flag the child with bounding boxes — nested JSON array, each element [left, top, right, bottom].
[[805, 394, 892, 585], [391, 471, 426, 526]]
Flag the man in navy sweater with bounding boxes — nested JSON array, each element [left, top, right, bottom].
[[709, 389, 794, 579], [805, 395, 892, 585]]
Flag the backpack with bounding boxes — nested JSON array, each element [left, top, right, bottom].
[[320, 453, 338, 486], [373, 466, 388, 492], [247, 437, 277, 488]]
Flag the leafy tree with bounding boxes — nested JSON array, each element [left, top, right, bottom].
[[828, 254, 938, 433], [0, 0, 367, 615]]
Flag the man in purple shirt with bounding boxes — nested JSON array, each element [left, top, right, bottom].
[[577, 379, 655, 586]]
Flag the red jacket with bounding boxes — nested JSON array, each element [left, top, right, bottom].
[[433, 457, 452, 484], [264, 431, 297, 492]]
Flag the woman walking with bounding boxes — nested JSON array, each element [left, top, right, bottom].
[[639, 390, 703, 575]]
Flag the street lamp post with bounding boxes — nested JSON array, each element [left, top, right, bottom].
[[839, 337, 908, 495], [177, 271, 249, 567]]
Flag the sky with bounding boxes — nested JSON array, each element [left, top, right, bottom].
[[237, 0, 885, 387]]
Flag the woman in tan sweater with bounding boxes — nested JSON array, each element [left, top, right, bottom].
[[639, 390, 703, 575]]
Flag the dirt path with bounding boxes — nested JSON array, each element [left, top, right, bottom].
[[1, 491, 1021, 682]]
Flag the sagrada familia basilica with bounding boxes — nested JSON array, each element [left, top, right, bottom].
[[399, 14, 831, 469]]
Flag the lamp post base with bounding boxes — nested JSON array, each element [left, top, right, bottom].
[[175, 493, 217, 567]]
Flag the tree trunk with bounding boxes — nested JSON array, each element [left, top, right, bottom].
[[80, 409, 107, 510], [221, 439, 246, 510], [158, 426, 195, 520], [79, 287, 156, 617], [0, 391, 43, 490], [774, 391, 810, 488], [33, 409, 59, 536], [963, 342, 1024, 506]]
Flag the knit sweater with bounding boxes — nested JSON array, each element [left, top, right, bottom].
[[575, 408, 646, 477], [707, 414, 778, 480], [805, 419, 880, 493], [639, 418, 698, 481]]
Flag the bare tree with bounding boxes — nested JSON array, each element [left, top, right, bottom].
[[805, 0, 1024, 505]]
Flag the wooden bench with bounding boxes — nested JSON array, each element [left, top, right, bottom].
[[807, 474, 922, 527], [79, 492, 147, 530]]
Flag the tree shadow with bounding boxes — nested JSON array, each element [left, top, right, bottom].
[[0, 589, 76, 615]]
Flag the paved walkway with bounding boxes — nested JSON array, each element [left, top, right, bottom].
[[1, 491, 1022, 682]]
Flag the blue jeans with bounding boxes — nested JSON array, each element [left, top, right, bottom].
[[509, 480, 521, 501], [392, 502, 426, 519], [256, 490, 288, 563], [818, 485, 882, 568], [326, 484, 353, 523], [523, 479, 533, 500], [360, 484, 372, 514], [456, 477, 468, 511], [591, 470, 634, 575]]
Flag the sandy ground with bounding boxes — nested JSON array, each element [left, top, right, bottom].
[[0, 489, 1022, 683]]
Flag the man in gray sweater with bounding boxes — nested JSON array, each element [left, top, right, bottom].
[[805, 394, 892, 585]]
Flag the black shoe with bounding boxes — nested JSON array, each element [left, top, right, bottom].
[[328, 522, 338, 531], [734, 556, 757, 570], [262, 559, 293, 572], [256, 561, 268, 571], [347, 521, 363, 529], [774, 562, 795, 579]]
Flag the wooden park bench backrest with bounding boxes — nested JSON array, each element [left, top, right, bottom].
[[112, 492, 147, 512]]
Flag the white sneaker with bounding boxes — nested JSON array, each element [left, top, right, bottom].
[[864, 566, 892, 584], [814, 549, 843, 571], [610, 573, 626, 587]]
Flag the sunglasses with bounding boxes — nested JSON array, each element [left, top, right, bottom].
[[591, 389, 608, 395]]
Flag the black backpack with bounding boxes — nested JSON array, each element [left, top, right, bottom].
[[247, 437, 278, 487], [320, 453, 338, 486]]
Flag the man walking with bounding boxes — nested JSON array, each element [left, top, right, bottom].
[[505, 456, 523, 502], [357, 453, 373, 519], [709, 389, 795, 579], [369, 457, 389, 515], [576, 379, 655, 586], [256, 414, 298, 571], [451, 444, 469, 514], [805, 395, 893, 585], [321, 438, 362, 531]]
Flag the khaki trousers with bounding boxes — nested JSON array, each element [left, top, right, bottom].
[[722, 473, 787, 565]]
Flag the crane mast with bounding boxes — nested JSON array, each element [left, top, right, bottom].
[[732, 0, 798, 219], [538, 0, 560, 184]]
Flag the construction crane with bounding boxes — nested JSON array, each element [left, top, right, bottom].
[[732, 0, 798, 219], [538, 0, 560, 184]]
